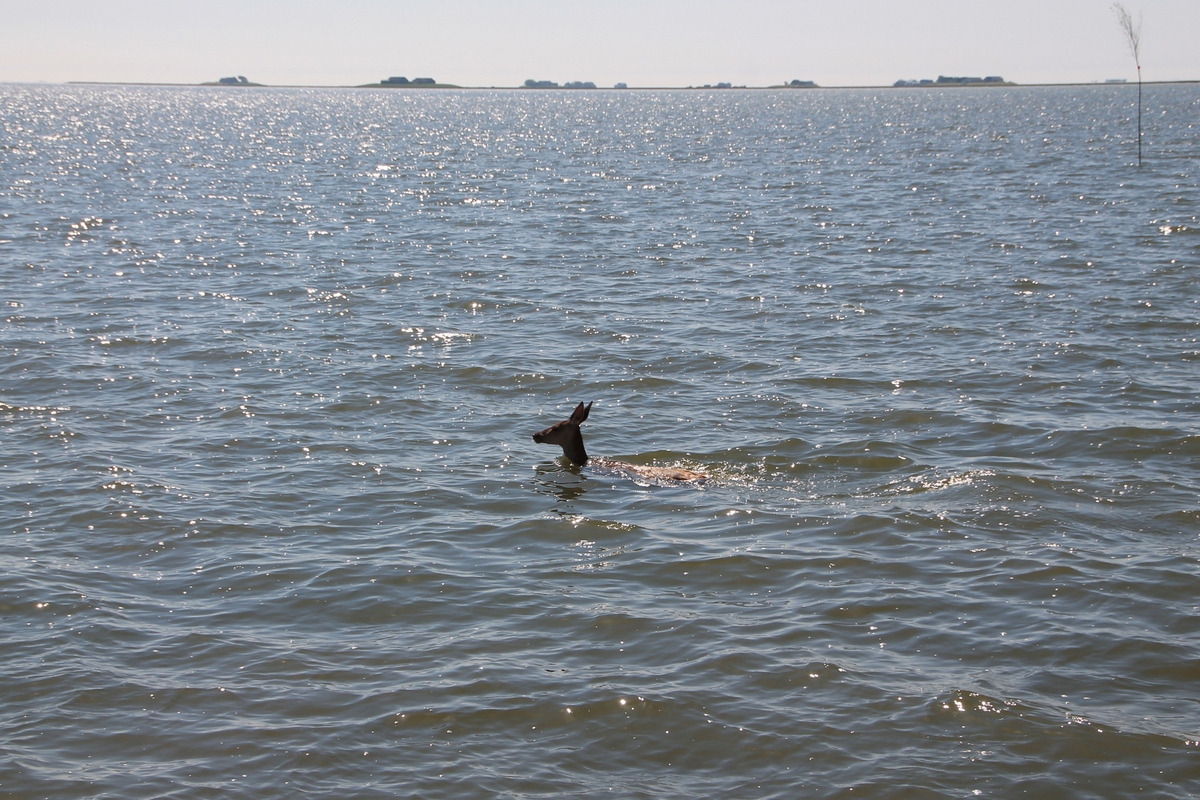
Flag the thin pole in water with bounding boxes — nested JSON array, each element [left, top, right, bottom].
[[1136, 63, 1142, 166], [1113, 3, 1143, 167]]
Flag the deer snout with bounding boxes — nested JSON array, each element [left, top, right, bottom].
[[533, 423, 561, 443]]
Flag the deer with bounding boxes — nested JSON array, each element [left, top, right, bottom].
[[532, 401, 706, 484]]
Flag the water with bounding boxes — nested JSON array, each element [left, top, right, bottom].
[[1, 83, 1198, 798]]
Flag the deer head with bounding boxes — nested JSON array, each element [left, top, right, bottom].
[[532, 401, 592, 465]]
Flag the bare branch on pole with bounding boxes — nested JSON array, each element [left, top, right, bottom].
[[1112, 3, 1144, 166], [1113, 3, 1142, 66]]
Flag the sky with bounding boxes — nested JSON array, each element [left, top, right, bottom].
[[1, 0, 1197, 88]]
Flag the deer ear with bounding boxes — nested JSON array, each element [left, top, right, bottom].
[[571, 401, 592, 424]]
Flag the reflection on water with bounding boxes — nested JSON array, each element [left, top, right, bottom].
[[533, 461, 591, 502]]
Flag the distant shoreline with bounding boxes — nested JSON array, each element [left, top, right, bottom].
[[57, 79, 1200, 91]]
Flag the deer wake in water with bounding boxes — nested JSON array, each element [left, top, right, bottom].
[[532, 401, 706, 484]]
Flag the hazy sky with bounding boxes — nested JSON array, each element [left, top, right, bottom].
[[1, 0, 1196, 87]]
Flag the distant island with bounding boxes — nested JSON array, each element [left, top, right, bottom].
[[66, 73, 1200, 91], [362, 76, 460, 88], [523, 79, 616, 89], [200, 75, 263, 87], [894, 75, 1013, 87]]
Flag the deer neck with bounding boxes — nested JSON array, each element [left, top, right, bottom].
[[562, 429, 588, 465]]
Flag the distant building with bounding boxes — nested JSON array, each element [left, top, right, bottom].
[[383, 76, 410, 85], [524, 79, 558, 88], [1106, 78, 1128, 83], [614, 82, 628, 89], [564, 81, 597, 89], [788, 80, 817, 88], [716, 82, 732, 89], [412, 77, 436, 85], [218, 76, 250, 85]]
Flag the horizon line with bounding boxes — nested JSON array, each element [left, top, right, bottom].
[[41, 78, 1200, 91]]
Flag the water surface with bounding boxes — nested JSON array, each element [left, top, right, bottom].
[[2, 83, 1198, 798]]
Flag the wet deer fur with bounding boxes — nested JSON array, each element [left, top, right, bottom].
[[532, 401, 705, 483]]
